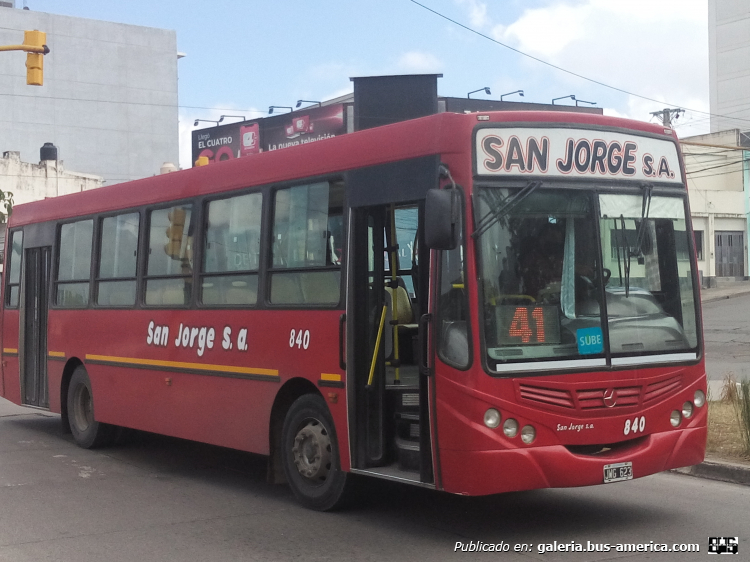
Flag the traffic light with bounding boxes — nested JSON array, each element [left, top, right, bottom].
[[164, 207, 187, 259], [23, 30, 47, 86]]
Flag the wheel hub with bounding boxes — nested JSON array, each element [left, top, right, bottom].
[[291, 420, 331, 481]]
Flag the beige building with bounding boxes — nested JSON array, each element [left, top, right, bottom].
[[0, 149, 103, 261], [681, 129, 749, 285], [0, 149, 103, 203]]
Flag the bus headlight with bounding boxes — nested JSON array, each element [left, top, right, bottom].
[[694, 390, 706, 408], [520, 425, 536, 444], [670, 410, 681, 427], [503, 418, 519, 438], [484, 408, 501, 429], [682, 401, 694, 419]]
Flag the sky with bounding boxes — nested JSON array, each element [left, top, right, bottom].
[[25, 0, 712, 169]]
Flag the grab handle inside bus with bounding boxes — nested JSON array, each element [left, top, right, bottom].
[[419, 313, 432, 376], [338, 313, 346, 371]]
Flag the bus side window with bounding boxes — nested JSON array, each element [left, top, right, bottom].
[[96, 212, 139, 307], [5, 230, 23, 308], [201, 192, 262, 306], [56, 219, 94, 308], [144, 205, 193, 307], [437, 194, 469, 369], [269, 181, 344, 305]]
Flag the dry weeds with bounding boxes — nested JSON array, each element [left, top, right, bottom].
[[707, 400, 750, 460], [706, 374, 750, 462]]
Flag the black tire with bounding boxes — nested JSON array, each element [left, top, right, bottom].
[[67, 366, 115, 449], [281, 394, 353, 511]]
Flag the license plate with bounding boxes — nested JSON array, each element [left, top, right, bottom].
[[603, 462, 633, 483]]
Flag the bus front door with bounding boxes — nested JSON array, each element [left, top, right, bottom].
[[21, 246, 50, 408], [348, 204, 434, 483]]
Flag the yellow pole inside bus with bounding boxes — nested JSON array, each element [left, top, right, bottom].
[[367, 305, 388, 388]]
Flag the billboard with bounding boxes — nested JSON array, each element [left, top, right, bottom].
[[191, 104, 347, 166]]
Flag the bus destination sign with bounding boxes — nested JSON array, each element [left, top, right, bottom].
[[475, 127, 683, 184]]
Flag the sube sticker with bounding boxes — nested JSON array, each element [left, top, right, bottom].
[[577, 327, 604, 355]]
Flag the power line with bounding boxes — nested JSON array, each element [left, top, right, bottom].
[[688, 166, 748, 180], [408, 0, 750, 127], [685, 156, 745, 173], [686, 159, 748, 176], [0, 91, 265, 115]]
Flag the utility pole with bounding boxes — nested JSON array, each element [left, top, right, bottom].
[[650, 108, 684, 128]]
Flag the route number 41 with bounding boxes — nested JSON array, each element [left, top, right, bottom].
[[289, 329, 310, 350]]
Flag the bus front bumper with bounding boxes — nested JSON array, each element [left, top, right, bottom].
[[438, 425, 706, 496]]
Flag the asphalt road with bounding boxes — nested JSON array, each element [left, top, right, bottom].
[[702, 292, 750, 391], [0, 397, 746, 561]]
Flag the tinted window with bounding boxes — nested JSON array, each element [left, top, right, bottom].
[[201, 192, 262, 306], [145, 205, 193, 306], [58, 220, 93, 281], [56, 220, 93, 307], [5, 230, 22, 307], [97, 212, 139, 306], [270, 181, 343, 305]]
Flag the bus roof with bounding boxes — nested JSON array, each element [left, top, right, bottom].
[[8, 110, 676, 227]]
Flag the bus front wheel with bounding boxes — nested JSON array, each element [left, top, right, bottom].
[[67, 366, 114, 449], [281, 394, 352, 511]]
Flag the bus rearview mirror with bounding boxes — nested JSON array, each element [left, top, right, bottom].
[[425, 188, 458, 250]]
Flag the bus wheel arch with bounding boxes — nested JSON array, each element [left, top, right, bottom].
[[280, 392, 353, 511], [267, 377, 319, 485]]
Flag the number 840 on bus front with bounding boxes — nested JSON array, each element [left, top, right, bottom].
[[624, 416, 645, 436]]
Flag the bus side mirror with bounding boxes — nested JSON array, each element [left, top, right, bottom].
[[425, 188, 459, 250]]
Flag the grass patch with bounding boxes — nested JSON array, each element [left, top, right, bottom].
[[707, 375, 750, 462], [707, 400, 750, 460]]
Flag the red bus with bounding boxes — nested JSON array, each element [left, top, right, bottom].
[[0, 110, 706, 510]]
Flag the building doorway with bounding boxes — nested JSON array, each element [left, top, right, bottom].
[[715, 231, 744, 277]]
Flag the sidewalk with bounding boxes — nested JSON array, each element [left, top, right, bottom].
[[700, 279, 750, 303], [672, 456, 750, 486]]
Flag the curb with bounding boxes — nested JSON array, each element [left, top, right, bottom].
[[701, 288, 750, 304], [671, 459, 750, 486]]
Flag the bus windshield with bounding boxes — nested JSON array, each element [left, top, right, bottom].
[[475, 185, 699, 373]]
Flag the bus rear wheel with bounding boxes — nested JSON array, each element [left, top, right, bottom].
[[67, 366, 114, 449], [281, 394, 352, 511]]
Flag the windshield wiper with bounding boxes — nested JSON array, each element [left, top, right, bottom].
[[620, 215, 631, 297], [473, 180, 542, 239], [616, 183, 653, 298], [613, 217, 624, 288], [633, 183, 653, 258]]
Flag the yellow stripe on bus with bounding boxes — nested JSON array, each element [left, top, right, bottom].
[[84, 354, 279, 378], [48, 351, 66, 358], [320, 373, 342, 382], [3, 348, 17, 354]]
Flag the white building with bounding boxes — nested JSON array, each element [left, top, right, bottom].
[[681, 130, 749, 285], [0, 2, 179, 185], [709, 0, 750, 132]]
